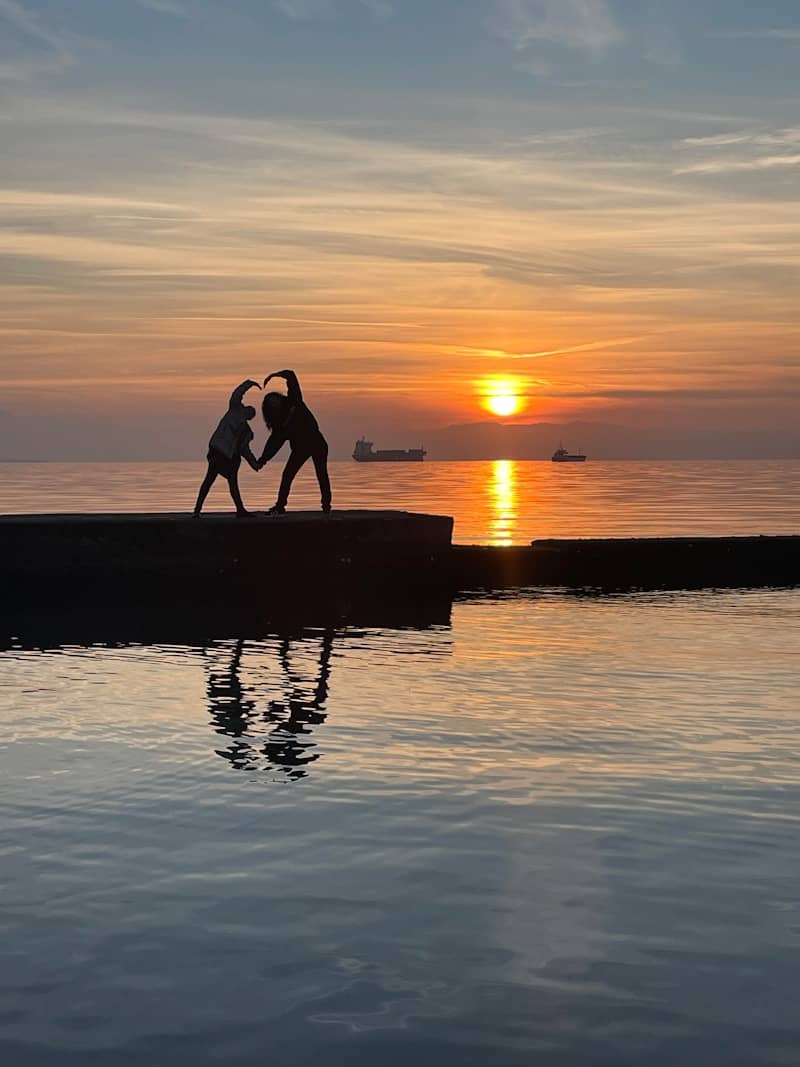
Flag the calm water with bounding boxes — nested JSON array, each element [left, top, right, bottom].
[[2, 459, 799, 543], [1, 590, 799, 1065]]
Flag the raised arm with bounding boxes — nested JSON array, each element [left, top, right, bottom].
[[263, 369, 302, 404], [229, 379, 260, 407]]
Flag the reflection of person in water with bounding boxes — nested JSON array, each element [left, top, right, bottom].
[[261, 631, 333, 778], [206, 631, 334, 779], [257, 369, 331, 515], [206, 638, 257, 769]]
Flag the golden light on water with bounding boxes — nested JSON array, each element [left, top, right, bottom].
[[490, 459, 517, 546], [479, 377, 526, 419]]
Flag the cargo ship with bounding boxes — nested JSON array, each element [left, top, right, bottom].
[[552, 445, 587, 462], [353, 438, 426, 462]]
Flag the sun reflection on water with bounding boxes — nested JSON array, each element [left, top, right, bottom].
[[490, 459, 517, 546]]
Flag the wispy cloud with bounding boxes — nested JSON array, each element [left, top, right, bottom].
[[492, 0, 624, 54], [137, 0, 193, 18], [683, 128, 800, 149], [682, 133, 754, 148], [677, 126, 800, 175], [0, 0, 81, 80], [273, 0, 332, 18], [712, 28, 800, 41], [445, 336, 649, 361], [676, 154, 800, 176], [273, 0, 391, 20], [0, 0, 69, 53]]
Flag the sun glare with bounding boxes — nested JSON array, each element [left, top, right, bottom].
[[480, 377, 525, 419], [487, 393, 520, 418]]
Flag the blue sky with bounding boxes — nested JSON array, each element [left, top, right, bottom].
[[1, 0, 799, 457]]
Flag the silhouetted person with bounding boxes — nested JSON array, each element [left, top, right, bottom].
[[257, 369, 331, 515], [194, 379, 260, 517]]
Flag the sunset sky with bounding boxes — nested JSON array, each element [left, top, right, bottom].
[[1, 0, 799, 458]]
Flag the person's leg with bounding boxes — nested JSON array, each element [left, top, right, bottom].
[[312, 446, 332, 512], [226, 458, 249, 516], [272, 450, 308, 512], [194, 462, 218, 515]]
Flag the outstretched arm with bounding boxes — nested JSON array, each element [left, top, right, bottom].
[[258, 430, 287, 466], [263, 369, 302, 404], [241, 442, 260, 472], [229, 379, 260, 407], [237, 424, 261, 471]]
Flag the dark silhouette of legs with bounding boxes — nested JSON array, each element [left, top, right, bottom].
[[195, 451, 247, 515], [227, 466, 248, 516], [194, 463, 218, 515], [274, 449, 310, 510], [312, 447, 332, 511]]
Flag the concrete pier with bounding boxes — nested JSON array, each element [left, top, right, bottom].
[[1, 513, 797, 643], [0, 510, 453, 592], [0, 510, 455, 642], [453, 535, 800, 592]]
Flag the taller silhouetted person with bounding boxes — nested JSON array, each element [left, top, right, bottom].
[[258, 369, 331, 514], [193, 379, 261, 517]]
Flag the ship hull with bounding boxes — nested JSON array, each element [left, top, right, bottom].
[[552, 455, 586, 463], [354, 453, 425, 462], [352, 438, 426, 462]]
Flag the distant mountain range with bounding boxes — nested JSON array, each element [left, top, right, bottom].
[[423, 421, 800, 461]]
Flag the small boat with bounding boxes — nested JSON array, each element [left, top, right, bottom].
[[353, 438, 426, 463], [552, 445, 586, 463]]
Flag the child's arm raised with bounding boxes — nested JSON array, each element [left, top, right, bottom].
[[229, 379, 261, 407]]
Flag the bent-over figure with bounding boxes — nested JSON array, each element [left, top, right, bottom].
[[259, 369, 331, 514], [193, 379, 260, 517]]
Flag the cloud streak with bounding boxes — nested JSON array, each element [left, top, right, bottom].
[[712, 28, 800, 42], [676, 154, 800, 176], [677, 126, 800, 176], [492, 0, 624, 54], [273, 0, 392, 20], [0, 0, 75, 79], [137, 0, 193, 18]]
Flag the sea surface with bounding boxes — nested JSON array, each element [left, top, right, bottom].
[[1, 590, 799, 1065], [1, 462, 798, 1065], [1, 458, 799, 543]]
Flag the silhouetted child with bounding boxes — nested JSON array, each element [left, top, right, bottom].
[[258, 369, 331, 514], [194, 379, 261, 517]]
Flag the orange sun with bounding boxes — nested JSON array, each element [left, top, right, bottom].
[[480, 377, 525, 418], [486, 393, 520, 417]]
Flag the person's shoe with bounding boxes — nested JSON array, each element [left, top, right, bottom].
[[192, 511, 201, 518], [236, 509, 254, 518], [321, 504, 332, 514], [266, 505, 286, 516]]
